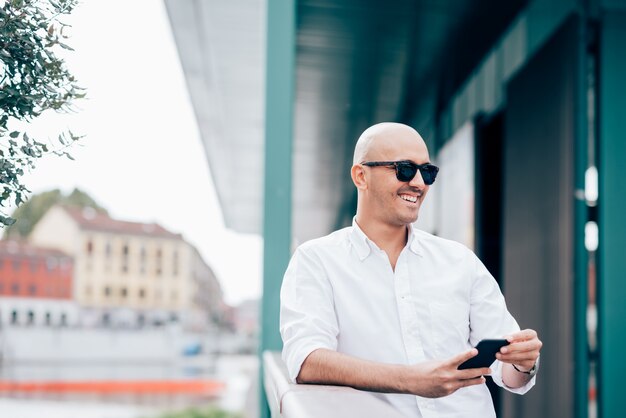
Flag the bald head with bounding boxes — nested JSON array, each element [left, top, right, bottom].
[[353, 122, 426, 164]]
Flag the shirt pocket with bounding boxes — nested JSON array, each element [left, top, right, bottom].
[[429, 301, 470, 356]]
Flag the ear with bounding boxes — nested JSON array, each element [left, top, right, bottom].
[[351, 164, 367, 190]]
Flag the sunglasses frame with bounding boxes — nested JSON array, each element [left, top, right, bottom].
[[361, 160, 439, 185]]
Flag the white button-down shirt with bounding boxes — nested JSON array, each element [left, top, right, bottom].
[[280, 220, 535, 418]]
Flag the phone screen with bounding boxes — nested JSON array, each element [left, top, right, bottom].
[[458, 339, 510, 370]]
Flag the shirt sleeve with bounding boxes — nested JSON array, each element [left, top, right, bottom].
[[468, 251, 536, 394], [280, 246, 339, 382]]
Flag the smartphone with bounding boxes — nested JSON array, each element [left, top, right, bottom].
[[457, 339, 510, 370]]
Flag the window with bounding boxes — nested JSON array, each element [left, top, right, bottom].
[[11, 310, 18, 325], [46, 257, 58, 272], [121, 287, 128, 298], [27, 310, 35, 325], [45, 312, 52, 326], [105, 241, 112, 258], [29, 260, 38, 273], [155, 248, 162, 276], [60, 313, 67, 327], [12, 259, 21, 271], [104, 286, 111, 297], [11, 283, 19, 294], [28, 284, 36, 295], [140, 246, 146, 275], [122, 243, 129, 273], [86, 239, 93, 255], [173, 250, 179, 276], [138, 288, 146, 299]]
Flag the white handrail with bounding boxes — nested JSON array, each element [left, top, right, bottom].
[[262, 351, 406, 418]]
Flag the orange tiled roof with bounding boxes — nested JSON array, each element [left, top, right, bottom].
[[61, 206, 183, 239]]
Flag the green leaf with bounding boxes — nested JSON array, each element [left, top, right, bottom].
[[0, 0, 85, 230], [0, 214, 17, 226], [58, 42, 74, 51]]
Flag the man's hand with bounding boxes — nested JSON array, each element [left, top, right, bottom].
[[496, 329, 542, 371], [405, 349, 491, 398]]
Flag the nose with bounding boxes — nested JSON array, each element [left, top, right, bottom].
[[408, 169, 426, 188]]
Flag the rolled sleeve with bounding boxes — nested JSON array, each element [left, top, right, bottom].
[[280, 247, 339, 382], [490, 359, 537, 394], [468, 252, 537, 394]]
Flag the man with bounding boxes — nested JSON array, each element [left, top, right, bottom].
[[280, 122, 542, 417]]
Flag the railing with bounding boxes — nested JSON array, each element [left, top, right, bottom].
[[263, 351, 406, 418]]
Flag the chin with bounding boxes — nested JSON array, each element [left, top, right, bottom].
[[396, 213, 419, 226]]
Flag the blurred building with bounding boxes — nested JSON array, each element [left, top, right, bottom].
[[0, 239, 78, 327], [29, 205, 223, 330], [166, 0, 625, 417], [232, 298, 259, 338]]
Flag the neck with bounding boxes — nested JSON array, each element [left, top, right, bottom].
[[355, 212, 408, 252]]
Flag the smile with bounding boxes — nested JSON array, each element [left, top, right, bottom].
[[399, 194, 418, 203]]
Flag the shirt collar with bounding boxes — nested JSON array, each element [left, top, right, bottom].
[[349, 218, 423, 261], [349, 218, 372, 260], [407, 224, 423, 256]]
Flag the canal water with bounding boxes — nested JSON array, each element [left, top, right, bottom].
[[0, 354, 258, 418]]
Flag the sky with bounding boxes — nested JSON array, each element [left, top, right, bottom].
[[9, 0, 263, 306]]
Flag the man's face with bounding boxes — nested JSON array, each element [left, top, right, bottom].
[[361, 131, 431, 227]]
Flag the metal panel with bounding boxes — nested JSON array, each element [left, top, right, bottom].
[[164, 0, 266, 234], [502, 16, 581, 418], [262, 0, 296, 354], [261, 1, 296, 417], [598, 11, 626, 418]]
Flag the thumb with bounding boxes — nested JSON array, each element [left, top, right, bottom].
[[448, 348, 478, 367]]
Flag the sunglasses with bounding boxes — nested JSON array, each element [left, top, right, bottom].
[[361, 160, 439, 185]]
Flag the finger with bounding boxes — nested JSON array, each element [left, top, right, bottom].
[[504, 329, 537, 343], [500, 340, 541, 354], [458, 376, 486, 389], [448, 349, 478, 366], [497, 351, 540, 362], [457, 367, 491, 380]]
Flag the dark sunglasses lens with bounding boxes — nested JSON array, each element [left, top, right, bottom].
[[395, 163, 438, 184], [420, 165, 438, 185], [396, 163, 418, 182]]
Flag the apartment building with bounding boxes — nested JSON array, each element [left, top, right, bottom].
[[29, 205, 223, 329], [0, 239, 78, 326]]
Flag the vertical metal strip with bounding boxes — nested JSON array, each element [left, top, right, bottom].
[[598, 11, 626, 418], [260, 1, 296, 417], [574, 14, 590, 418]]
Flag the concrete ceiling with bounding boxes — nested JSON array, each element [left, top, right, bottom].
[[165, 0, 526, 241]]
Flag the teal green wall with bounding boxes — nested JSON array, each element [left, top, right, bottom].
[[598, 10, 626, 418], [262, 0, 296, 355], [440, 0, 578, 140], [261, 0, 296, 417]]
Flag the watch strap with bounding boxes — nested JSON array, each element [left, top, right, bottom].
[[513, 361, 538, 376]]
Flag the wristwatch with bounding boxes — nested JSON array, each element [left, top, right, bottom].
[[513, 356, 540, 377]]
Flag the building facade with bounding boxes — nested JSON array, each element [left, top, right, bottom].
[[29, 205, 223, 329], [0, 239, 78, 327]]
